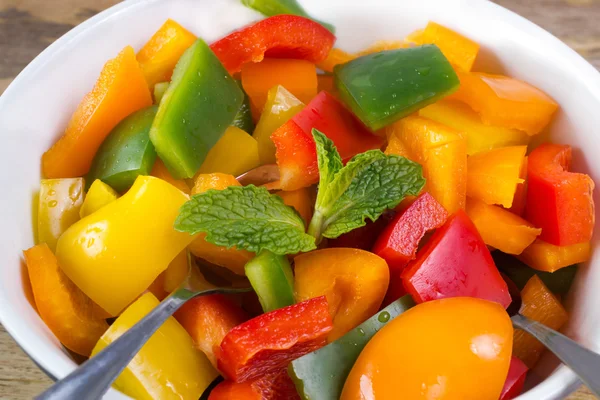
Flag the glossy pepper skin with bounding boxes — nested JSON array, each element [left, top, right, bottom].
[[55, 176, 195, 316], [526, 144, 595, 246], [245, 250, 295, 313], [79, 179, 118, 218], [334, 45, 459, 130], [289, 296, 415, 400], [402, 210, 511, 308], [150, 38, 243, 179], [92, 293, 218, 400], [272, 91, 383, 190], [37, 178, 84, 251], [518, 239, 590, 273], [217, 296, 333, 382], [500, 357, 528, 400], [197, 126, 260, 178], [341, 297, 513, 400], [23, 244, 108, 356], [42, 46, 152, 178], [87, 106, 158, 192], [210, 15, 335, 75]]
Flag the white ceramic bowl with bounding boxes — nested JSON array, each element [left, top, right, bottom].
[[1, 0, 598, 398]]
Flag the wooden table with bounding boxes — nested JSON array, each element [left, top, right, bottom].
[[0, 0, 597, 398]]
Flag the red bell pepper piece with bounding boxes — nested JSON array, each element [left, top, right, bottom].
[[272, 91, 384, 190], [526, 144, 595, 246], [500, 357, 528, 400], [328, 211, 396, 250], [210, 15, 335, 74], [217, 296, 332, 382], [175, 294, 248, 367], [209, 370, 300, 400], [401, 210, 511, 308]]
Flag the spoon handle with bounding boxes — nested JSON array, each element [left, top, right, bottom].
[[35, 287, 198, 400], [512, 313, 600, 397]]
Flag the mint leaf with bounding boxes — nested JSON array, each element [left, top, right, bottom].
[[175, 185, 316, 255], [313, 129, 342, 208]]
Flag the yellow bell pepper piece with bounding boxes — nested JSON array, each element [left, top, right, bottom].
[[467, 145, 527, 208], [38, 178, 84, 251], [79, 180, 118, 218], [387, 116, 467, 213], [253, 85, 305, 164], [419, 100, 530, 155], [197, 126, 260, 177], [56, 176, 195, 316], [92, 293, 217, 400]]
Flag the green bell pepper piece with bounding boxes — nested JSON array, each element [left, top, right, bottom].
[[150, 38, 243, 179], [153, 82, 169, 105], [87, 106, 158, 192], [245, 250, 295, 313], [231, 81, 255, 134], [241, 0, 335, 33], [334, 45, 459, 130], [289, 295, 415, 400], [493, 251, 577, 295]]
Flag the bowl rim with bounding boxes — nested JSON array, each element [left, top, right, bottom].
[[0, 0, 598, 399]]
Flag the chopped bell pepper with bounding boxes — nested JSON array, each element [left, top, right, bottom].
[[493, 251, 577, 295], [317, 74, 336, 94], [509, 156, 528, 216], [294, 248, 389, 341], [241, 0, 335, 33], [354, 41, 411, 57], [289, 295, 415, 400], [272, 91, 383, 190], [402, 210, 511, 308], [241, 58, 317, 117], [334, 45, 459, 130], [317, 48, 354, 73], [150, 38, 243, 179], [217, 296, 333, 382], [388, 115, 467, 213], [87, 106, 158, 192], [418, 100, 530, 155], [245, 251, 295, 313], [373, 192, 448, 272], [467, 145, 527, 208], [176, 294, 248, 368], [79, 179, 118, 218], [153, 82, 169, 104], [526, 144, 595, 246], [42, 46, 152, 178], [232, 82, 255, 134], [92, 293, 218, 400], [210, 15, 335, 75], [136, 19, 197, 89], [23, 244, 108, 356], [450, 68, 558, 135], [253, 85, 305, 164], [274, 187, 314, 227], [209, 369, 300, 400], [56, 176, 195, 316], [162, 251, 215, 294], [407, 22, 479, 71], [37, 178, 84, 252], [328, 211, 396, 251], [500, 357, 528, 400], [466, 197, 541, 255], [513, 275, 568, 367], [197, 126, 261, 177], [518, 239, 590, 273], [150, 158, 191, 194]]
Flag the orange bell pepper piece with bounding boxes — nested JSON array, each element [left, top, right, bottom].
[[387, 115, 467, 213], [241, 58, 317, 117], [517, 239, 590, 273], [466, 197, 541, 255], [467, 145, 527, 208], [509, 156, 528, 216], [407, 22, 479, 71], [354, 40, 410, 57], [23, 244, 108, 356], [294, 248, 390, 341], [275, 187, 314, 226], [450, 69, 558, 135], [317, 48, 354, 73], [188, 173, 254, 275], [136, 19, 197, 89], [513, 275, 568, 367], [42, 47, 152, 178], [150, 158, 191, 195]]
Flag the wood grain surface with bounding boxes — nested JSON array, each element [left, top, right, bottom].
[[0, 0, 598, 399]]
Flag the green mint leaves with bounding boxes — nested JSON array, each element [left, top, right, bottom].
[[307, 129, 425, 242], [175, 129, 425, 254], [175, 185, 316, 255]]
